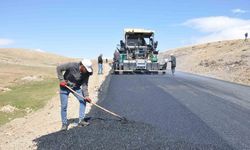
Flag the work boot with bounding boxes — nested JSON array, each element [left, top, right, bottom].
[[61, 124, 68, 131], [78, 120, 89, 127]]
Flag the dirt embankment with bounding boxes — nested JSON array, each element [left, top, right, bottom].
[[0, 48, 76, 126], [0, 62, 111, 149], [160, 39, 250, 86], [0, 48, 112, 149]]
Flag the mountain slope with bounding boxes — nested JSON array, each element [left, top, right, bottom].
[[0, 48, 75, 88], [0, 48, 73, 66], [0, 48, 77, 125], [160, 39, 250, 85]]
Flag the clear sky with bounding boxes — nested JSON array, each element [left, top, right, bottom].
[[0, 0, 249, 59]]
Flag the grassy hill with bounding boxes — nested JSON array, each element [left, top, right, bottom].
[[0, 48, 73, 66], [0, 48, 75, 88], [0, 48, 76, 125], [160, 39, 250, 86]]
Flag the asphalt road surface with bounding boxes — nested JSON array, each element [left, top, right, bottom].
[[35, 72, 250, 150]]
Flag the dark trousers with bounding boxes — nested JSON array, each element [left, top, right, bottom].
[[171, 66, 176, 75]]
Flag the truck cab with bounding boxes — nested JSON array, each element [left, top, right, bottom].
[[113, 28, 165, 74]]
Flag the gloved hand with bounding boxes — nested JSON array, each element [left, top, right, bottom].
[[84, 97, 92, 103], [59, 81, 67, 87]]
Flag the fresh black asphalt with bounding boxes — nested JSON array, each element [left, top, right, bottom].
[[35, 72, 250, 150]]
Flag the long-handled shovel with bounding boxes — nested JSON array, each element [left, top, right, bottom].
[[65, 85, 127, 121]]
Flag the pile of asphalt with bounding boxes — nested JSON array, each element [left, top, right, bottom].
[[34, 108, 231, 150]]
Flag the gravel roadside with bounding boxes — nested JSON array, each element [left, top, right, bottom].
[[0, 62, 111, 150]]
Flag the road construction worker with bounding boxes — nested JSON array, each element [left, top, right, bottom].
[[114, 50, 120, 61], [149, 38, 153, 46], [138, 37, 146, 46], [56, 59, 93, 131], [98, 54, 103, 74], [113, 50, 120, 69], [169, 54, 176, 76], [163, 58, 168, 70], [245, 32, 248, 41]]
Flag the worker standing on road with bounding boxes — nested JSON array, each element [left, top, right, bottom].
[[113, 50, 120, 70], [245, 32, 248, 41], [169, 54, 176, 76], [98, 54, 103, 75], [163, 58, 168, 70], [114, 50, 120, 61], [56, 59, 93, 131]]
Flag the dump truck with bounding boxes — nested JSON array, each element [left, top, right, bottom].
[[112, 28, 166, 74]]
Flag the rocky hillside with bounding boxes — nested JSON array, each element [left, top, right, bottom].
[[160, 39, 250, 86]]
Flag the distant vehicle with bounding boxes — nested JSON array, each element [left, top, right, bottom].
[[113, 28, 166, 74]]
